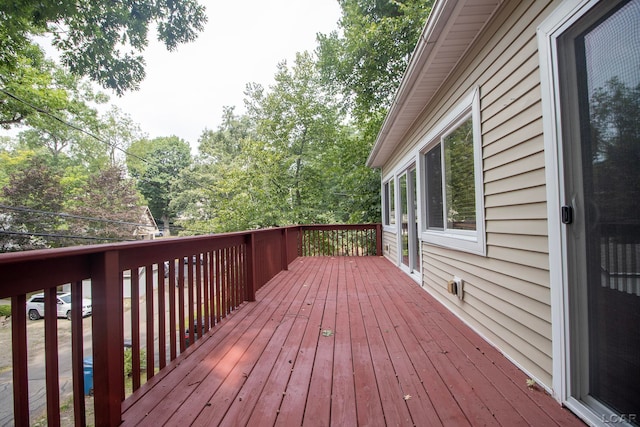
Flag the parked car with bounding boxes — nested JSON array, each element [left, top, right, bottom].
[[26, 292, 92, 321]]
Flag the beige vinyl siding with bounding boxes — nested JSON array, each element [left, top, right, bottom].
[[382, 230, 398, 264], [381, 0, 562, 387]]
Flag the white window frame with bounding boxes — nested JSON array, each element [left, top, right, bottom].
[[382, 176, 397, 232], [417, 88, 486, 256]]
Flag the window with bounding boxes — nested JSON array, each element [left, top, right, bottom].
[[419, 89, 485, 255], [383, 179, 396, 226]]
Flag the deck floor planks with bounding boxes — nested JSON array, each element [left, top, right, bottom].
[[354, 260, 414, 426], [185, 260, 318, 426], [436, 306, 582, 426], [363, 260, 469, 426], [275, 258, 333, 426], [302, 258, 338, 426], [373, 259, 577, 427], [329, 259, 357, 427], [358, 259, 442, 425], [191, 264, 314, 426], [121, 261, 297, 425], [121, 256, 584, 427], [371, 261, 500, 425], [245, 260, 325, 426], [344, 259, 386, 426]]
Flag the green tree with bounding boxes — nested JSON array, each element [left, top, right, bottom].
[[68, 165, 145, 242], [198, 106, 251, 164], [175, 108, 276, 234], [0, 154, 65, 251], [0, 0, 207, 95], [589, 79, 640, 225], [314, 0, 431, 224], [245, 51, 345, 224], [99, 106, 145, 166], [127, 136, 192, 234], [317, 0, 432, 124]]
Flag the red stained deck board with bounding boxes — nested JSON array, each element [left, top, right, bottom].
[[275, 259, 333, 427], [302, 259, 337, 427], [246, 262, 324, 426], [121, 265, 295, 425], [329, 260, 358, 427], [354, 266, 414, 425], [360, 262, 468, 426], [357, 262, 442, 425], [344, 260, 386, 426], [189, 269, 307, 426], [120, 257, 584, 427], [208, 262, 317, 426]]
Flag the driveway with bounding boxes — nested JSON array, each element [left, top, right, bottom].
[[0, 309, 93, 426]]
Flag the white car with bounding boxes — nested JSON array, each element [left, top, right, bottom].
[[26, 292, 92, 321]]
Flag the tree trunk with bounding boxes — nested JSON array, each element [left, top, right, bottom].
[[162, 215, 171, 236]]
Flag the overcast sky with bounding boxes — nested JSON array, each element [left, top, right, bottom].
[[107, 0, 342, 149]]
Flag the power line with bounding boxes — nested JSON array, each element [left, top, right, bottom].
[[0, 204, 156, 228], [0, 88, 150, 166], [1, 87, 217, 237], [0, 229, 138, 242]]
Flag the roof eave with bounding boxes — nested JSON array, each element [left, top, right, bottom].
[[367, 0, 503, 169]]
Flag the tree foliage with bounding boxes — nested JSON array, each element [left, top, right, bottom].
[[0, 154, 64, 251], [68, 165, 145, 241], [127, 136, 192, 234], [317, 0, 433, 126], [589, 79, 640, 225], [245, 52, 345, 225], [0, 0, 207, 94]]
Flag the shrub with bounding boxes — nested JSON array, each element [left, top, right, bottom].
[[0, 305, 11, 317]]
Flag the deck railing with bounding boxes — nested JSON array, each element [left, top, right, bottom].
[[0, 224, 380, 426]]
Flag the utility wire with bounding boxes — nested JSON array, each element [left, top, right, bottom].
[[0, 229, 138, 242], [0, 204, 156, 228], [0, 88, 150, 165], [0, 87, 217, 237]]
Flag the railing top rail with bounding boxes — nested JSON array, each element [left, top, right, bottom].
[[0, 226, 297, 265]]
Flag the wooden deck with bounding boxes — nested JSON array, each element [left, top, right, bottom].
[[120, 256, 583, 426]]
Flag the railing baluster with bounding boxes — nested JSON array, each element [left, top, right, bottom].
[[169, 260, 177, 360], [246, 235, 256, 302], [178, 258, 186, 353], [131, 270, 141, 392], [222, 247, 229, 315], [232, 246, 237, 306], [236, 245, 242, 306], [196, 254, 202, 344], [158, 262, 166, 369], [145, 265, 154, 380], [203, 252, 210, 333], [71, 280, 86, 426], [11, 294, 29, 426], [187, 256, 195, 347], [44, 287, 61, 424]]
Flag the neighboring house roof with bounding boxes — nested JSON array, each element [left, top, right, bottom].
[[134, 206, 159, 236], [367, 0, 503, 168]]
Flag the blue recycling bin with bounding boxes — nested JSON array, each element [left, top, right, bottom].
[[83, 357, 93, 395]]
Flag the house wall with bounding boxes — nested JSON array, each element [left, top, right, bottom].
[[381, 0, 561, 388], [382, 230, 398, 264]]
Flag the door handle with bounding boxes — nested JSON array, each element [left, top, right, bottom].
[[562, 205, 573, 224]]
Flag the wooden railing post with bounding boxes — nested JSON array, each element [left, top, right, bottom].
[[11, 294, 29, 426], [245, 232, 257, 302], [376, 223, 383, 256], [91, 250, 124, 426]]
